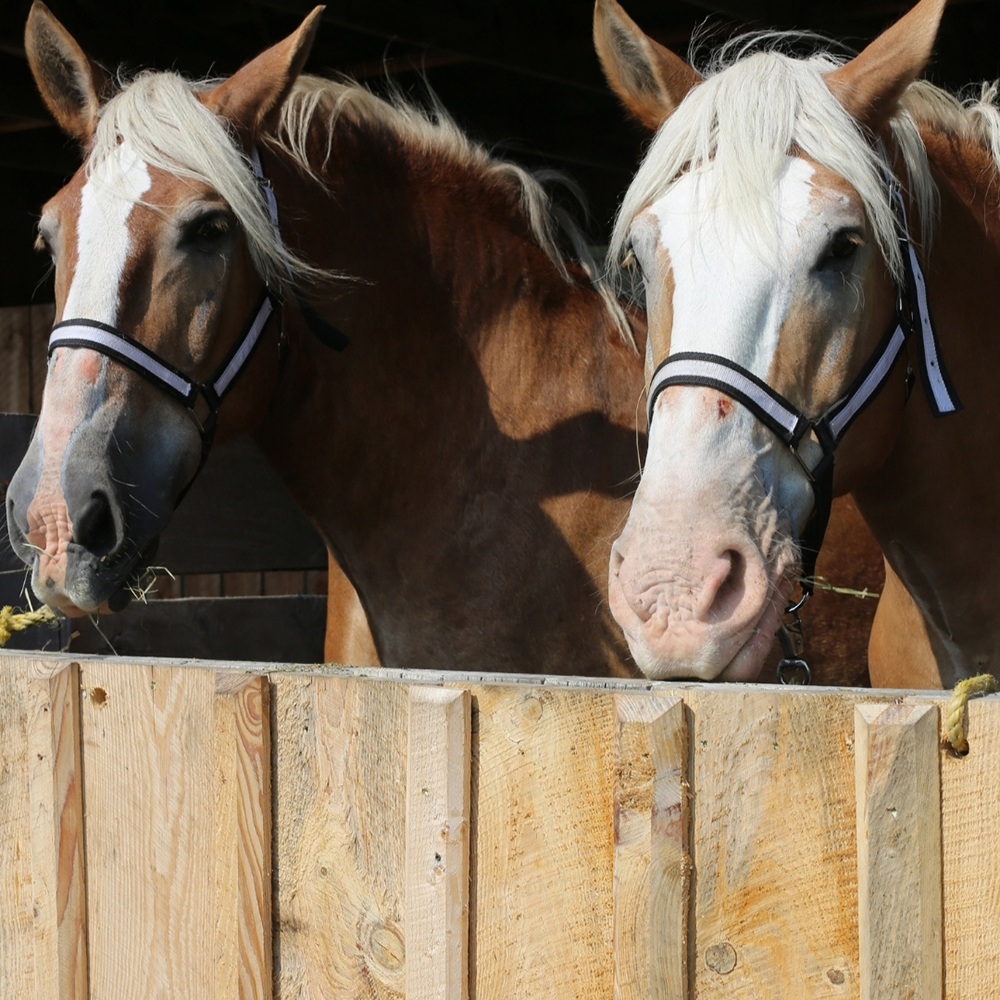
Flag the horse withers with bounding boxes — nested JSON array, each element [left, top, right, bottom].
[[598, 0, 996, 687]]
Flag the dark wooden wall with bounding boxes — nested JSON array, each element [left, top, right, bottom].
[[2, 0, 999, 308]]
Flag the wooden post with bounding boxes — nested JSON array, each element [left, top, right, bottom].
[[855, 703, 942, 1000], [405, 687, 471, 1000], [28, 658, 88, 1000], [613, 695, 689, 1000]]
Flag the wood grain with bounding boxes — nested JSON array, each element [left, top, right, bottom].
[[81, 661, 218, 996], [671, 685, 875, 998], [855, 703, 942, 1000], [28, 658, 87, 1000], [7, 652, 1000, 999], [612, 695, 688, 1000], [271, 674, 409, 998], [0, 654, 37, 997], [910, 692, 1000, 999], [470, 683, 617, 999], [406, 687, 471, 1000], [215, 673, 272, 1000]]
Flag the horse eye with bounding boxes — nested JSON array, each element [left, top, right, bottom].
[[35, 229, 53, 257], [819, 231, 862, 269], [182, 211, 232, 248]]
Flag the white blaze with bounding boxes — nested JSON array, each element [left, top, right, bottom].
[[649, 156, 816, 379], [64, 141, 152, 325]]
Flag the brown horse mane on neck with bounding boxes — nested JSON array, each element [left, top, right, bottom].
[[270, 75, 636, 350]]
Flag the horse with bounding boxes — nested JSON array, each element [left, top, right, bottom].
[[7, 1, 879, 681], [595, 0, 996, 688]]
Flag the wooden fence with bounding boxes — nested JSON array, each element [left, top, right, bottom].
[[0, 650, 997, 999]]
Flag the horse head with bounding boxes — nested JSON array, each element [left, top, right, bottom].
[[596, 0, 948, 679], [6, 3, 322, 614]]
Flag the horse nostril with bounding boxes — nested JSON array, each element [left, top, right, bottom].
[[73, 493, 118, 556], [706, 549, 747, 623]]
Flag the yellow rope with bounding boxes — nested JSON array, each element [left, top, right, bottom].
[[946, 673, 999, 752], [0, 605, 61, 648]]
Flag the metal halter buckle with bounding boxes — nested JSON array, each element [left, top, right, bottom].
[[776, 592, 811, 685]]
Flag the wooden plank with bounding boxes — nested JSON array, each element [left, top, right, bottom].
[[612, 695, 688, 1000], [674, 685, 875, 998], [80, 661, 218, 996], [907, 692, 1000, 1000], [157, 434, 327, 574], [405, 687, 471, 1000], [271, 674, 408, 998], [471, 684, 617, 999], [855, 703, 942, 1000], [941, 695, 1000, 998], [214, 672, 272, 1000], [27, 658, 87, 1000], [70, 594, 326, 663], [0, 655, 37, 998], [0, 305, 32, 413]]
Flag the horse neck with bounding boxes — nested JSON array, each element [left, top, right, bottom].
[[854, 126, 1000, 681], [253, 115, 644, 674]]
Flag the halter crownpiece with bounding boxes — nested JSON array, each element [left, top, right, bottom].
[[642, 179, 960, 683]]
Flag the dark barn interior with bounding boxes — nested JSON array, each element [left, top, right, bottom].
[[1, 0, 998, 308]]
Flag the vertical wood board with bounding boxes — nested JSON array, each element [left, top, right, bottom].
[[27, 659, 87, 1000], [855, 703, 942, 1000], [612, 695, 689, 1000], [271, 674, 408, 999], [80, 661, 217, 997], [910, 692, 1000, 999], [405, 687, 471, 1000], [671, 686, 875, 998], [214, 672, 273, 1000], [0, 657, 37, 998], [468, 683, 618, 1000]]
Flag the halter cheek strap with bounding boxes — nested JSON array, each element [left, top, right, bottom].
[[48, 289, 277, 446]]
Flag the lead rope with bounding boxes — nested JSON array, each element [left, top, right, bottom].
[[946, 673, 999, 752], [0, 605, 60, 647]]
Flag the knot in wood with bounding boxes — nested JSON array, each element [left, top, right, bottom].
[[705, 942, 737, 975]]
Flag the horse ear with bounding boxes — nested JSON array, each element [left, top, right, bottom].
[[825, 0, 948, 129], [593, 0, 701, 131], [201, 6, 324, 144], [25, 1, 109, 144]]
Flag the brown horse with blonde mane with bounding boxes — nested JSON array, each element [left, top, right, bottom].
[[597, 0, 995, 688], [7, 2, 878, 681]]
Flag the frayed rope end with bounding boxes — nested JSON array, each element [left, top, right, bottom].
[[0, 605, 61, 648]]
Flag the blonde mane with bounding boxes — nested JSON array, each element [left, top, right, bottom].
[[89, 70, 632, 344], [609, 34, 1000, 288]]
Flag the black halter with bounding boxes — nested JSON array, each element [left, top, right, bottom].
[[46, 146, 348, 491], [643, 182, 961, 680]]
